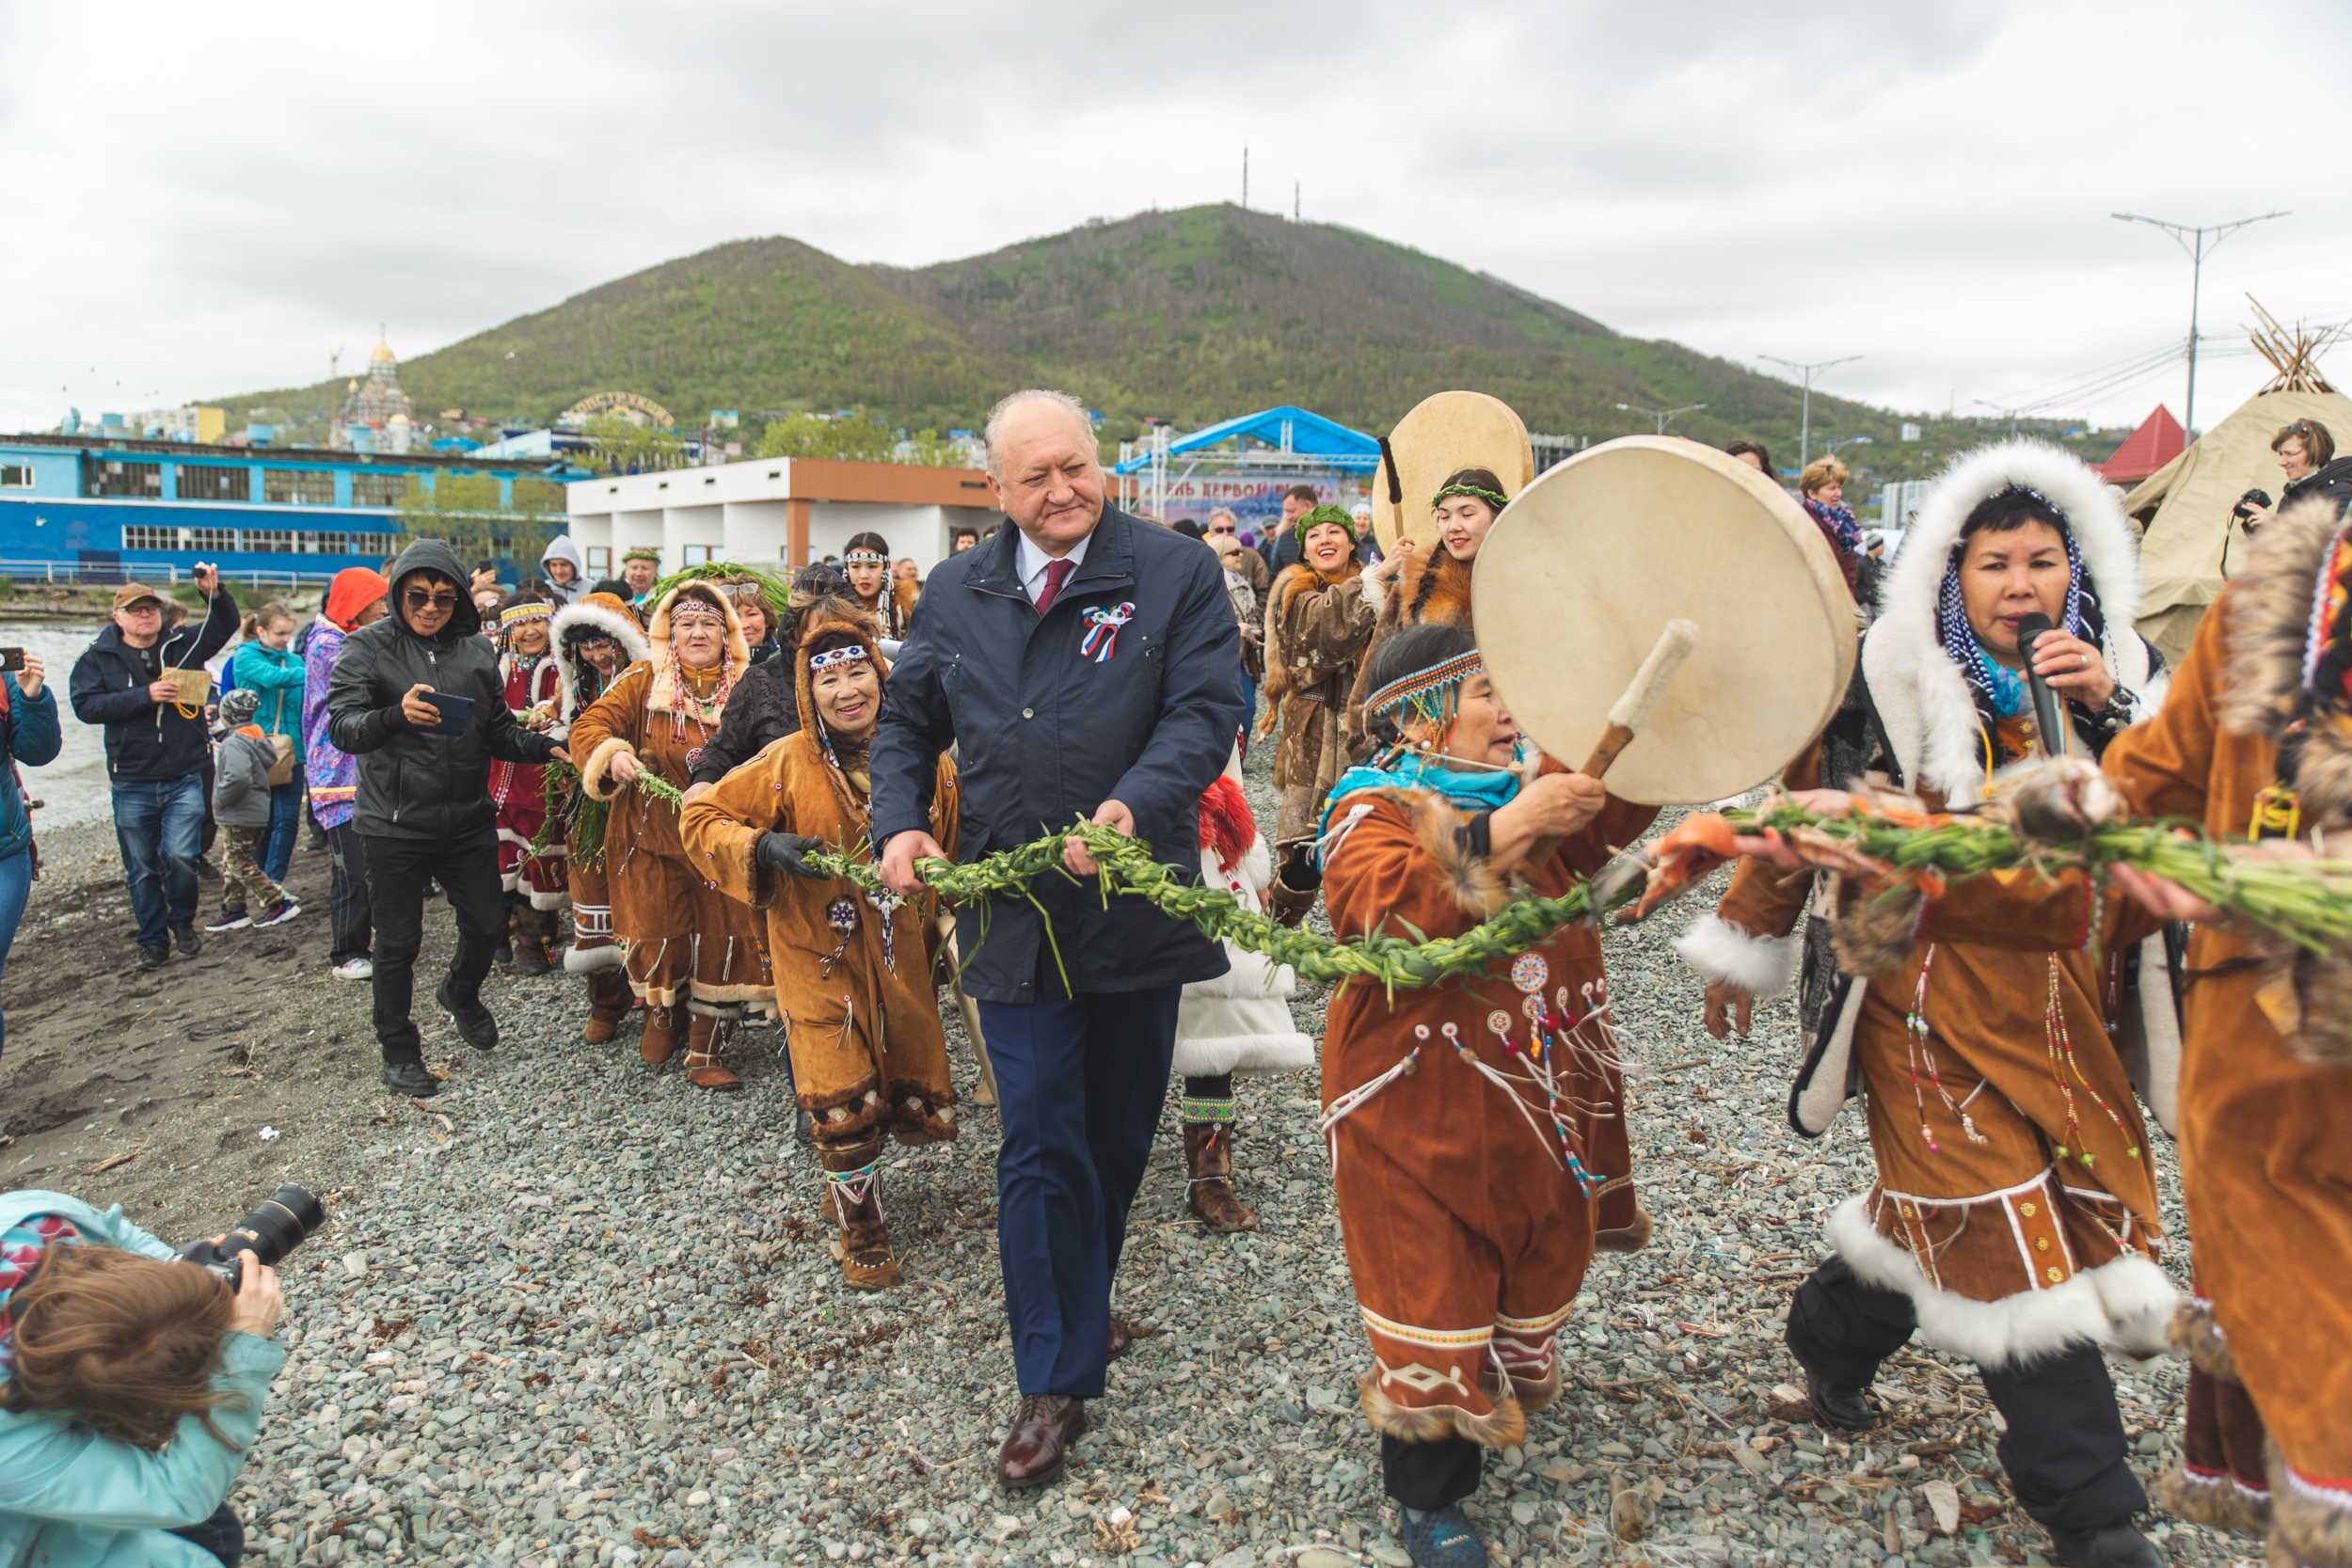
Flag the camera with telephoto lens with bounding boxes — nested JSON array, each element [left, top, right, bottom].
[[2234, 487, 2274, 524], [178, 1184, 327, 1290]]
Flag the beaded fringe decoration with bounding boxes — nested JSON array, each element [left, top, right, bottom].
[[1180, 1096, 1237, 1123]]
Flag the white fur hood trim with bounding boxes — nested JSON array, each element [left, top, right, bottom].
[[1828, 1195, 2179, 1369], [551, 600, 651, 718], [1865, 439, 2155, 803], [1673, 914, 1800, 1001]]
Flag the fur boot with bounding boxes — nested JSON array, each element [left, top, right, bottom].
[[1183, 1119, 1259, 1233], [821, 1134, 899, 1291], [508, 899, 554, 976], [685, 1011, 741, 1090], [640, 1004, 681, 1066], [582, 969, 630, 1044]]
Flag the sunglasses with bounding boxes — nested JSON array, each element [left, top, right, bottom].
[[1207, 523, 1236, 534], [405, 590, 460, 610]]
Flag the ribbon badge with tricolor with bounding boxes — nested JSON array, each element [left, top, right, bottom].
[[1079, 602, 1136, 663]]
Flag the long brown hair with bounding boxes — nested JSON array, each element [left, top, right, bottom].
[[0, 1243, 244, 1451]]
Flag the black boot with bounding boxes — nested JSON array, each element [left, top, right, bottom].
[[2046, 1523, 2162, 1568]]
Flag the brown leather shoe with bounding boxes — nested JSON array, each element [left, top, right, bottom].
[[583, 971, 630, 1042], [997, 1394, 1086, 1489], [640, 1006, 681, 1065], [1107, 1316, 1136, 1360]]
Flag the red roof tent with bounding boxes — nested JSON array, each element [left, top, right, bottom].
[[2094, 405, 2185, 487]]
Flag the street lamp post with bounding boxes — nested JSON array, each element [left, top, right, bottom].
[[1615, 401, 1706, 436], [2111, 210, 2289, 436], [1760, 354, 1862, 469]]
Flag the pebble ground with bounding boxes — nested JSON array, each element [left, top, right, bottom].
[[21, 751, 2248, 1568]]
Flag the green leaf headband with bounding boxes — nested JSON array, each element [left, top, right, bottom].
[[1431, 483, 1509, 513], [1294, 502, 1357, 558]]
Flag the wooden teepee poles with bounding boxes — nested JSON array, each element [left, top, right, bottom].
[[2246, 294, 2343, 395]]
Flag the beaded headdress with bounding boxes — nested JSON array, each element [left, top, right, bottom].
[[843, 549, 889, 567], [499, 601, 550, 626], [809, 644, 869, 673], [1368, 647, 1486, 752]]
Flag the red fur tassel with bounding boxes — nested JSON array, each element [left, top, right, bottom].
[[1198, 775, 1254, 875]]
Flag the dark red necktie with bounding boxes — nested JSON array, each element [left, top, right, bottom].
[[1035, 557, 1074, 615]]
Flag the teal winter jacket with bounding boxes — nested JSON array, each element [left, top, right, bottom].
[[0, 1189, 286, 1568], [230, 641, 306, 740]]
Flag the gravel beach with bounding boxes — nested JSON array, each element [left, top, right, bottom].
[[1, 745, 2238, 1568]]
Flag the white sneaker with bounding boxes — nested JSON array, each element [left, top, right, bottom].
[[333, 957, 374, 980]]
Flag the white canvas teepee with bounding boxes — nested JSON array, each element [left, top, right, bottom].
[[2129, 303, 2352, 667]]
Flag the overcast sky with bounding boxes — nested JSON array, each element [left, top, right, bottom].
[[4, 0, 2344, 437]]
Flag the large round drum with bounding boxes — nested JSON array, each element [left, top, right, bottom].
[[1373, 390, 1536, 554], [1472, 436, 1857, 805]]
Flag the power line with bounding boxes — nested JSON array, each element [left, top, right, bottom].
[[1757, 355, 1861, 467], [2112, 209, 2289, 434]]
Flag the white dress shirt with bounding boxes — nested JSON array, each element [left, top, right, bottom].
[[1014, 528, 1091, 606]]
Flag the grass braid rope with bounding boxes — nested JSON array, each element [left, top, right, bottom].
[[799, 795, 2352, 990]]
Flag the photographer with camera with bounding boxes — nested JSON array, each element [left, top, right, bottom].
[[0, 1189, 291, 1567]]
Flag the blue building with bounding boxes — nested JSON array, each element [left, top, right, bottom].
[[0, 432, 574, 587]]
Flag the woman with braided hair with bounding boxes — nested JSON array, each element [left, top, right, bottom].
[[549, 591, 649, 1041], [681, 594, 961, 1289], [842, 531, 918, 641], [487, 598, 566, 974], [1343, 467, 1508, 761], [568, 582, 774, 1085]]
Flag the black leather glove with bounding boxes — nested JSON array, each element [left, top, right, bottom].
[[755, 832, 829, 879]]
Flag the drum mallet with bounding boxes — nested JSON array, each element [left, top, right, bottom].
[[1578, 619, 1701, 780]]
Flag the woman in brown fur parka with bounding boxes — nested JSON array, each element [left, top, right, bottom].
[[1259, 505, 1402, 921], [1343, 467, 1509, 761]]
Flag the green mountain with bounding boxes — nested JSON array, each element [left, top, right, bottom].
[[215, 204, 2083, 480]]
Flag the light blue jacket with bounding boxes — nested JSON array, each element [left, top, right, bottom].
[[0, 1190, 286, 1568]]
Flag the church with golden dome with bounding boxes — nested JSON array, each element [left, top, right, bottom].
[[333, 328, 417, 452]]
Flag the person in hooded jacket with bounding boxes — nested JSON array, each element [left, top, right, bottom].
[[536, 536, 589, 606], [548, 591, 650, 1042], [303, 567, 389, 980], [326, 540, 568, 1098]]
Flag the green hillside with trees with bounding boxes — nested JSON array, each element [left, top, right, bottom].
[[214, 204, 2108, 484]]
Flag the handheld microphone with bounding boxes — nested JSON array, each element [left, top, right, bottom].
[[2013, 612, 2070, 757]]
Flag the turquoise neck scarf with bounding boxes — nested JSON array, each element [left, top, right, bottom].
[[1317, 749, 1522, 855]]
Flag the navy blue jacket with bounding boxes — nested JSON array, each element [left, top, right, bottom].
[[0, 675, 61, 862], [68, 591, 239, 784], [871, 508, 1247, 1004]]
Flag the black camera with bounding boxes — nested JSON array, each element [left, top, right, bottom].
[[2233, 487, 2274, 524], [179, 1184, 327, 1290]]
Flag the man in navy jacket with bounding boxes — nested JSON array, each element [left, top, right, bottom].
[[874, 389, 1244, 1489], [69, 567, 236, 970]]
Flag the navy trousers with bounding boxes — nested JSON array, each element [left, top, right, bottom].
[[979, 983, 1182, 1399]]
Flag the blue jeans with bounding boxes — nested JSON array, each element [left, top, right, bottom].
[[112, 774, 206, 951], [0, 847, 29, 1058], [977, 983, 1182, 1398], [262, 760, 304, 883]]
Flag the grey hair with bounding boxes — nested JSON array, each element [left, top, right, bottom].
[[982, 388, 1095, 478], [1207, 506, 1240, 526]]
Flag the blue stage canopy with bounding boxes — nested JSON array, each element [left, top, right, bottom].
[[1111, 405, 1380, 474]]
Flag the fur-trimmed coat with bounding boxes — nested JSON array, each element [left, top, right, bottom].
[[1319, 778, 1655, 1449], [1342, 545, 1474, 760], [2095, 500, 2352, 1531], [1680, 440, 2177, 1370], [566, 585, 771, 1011], [679, 602, 962, 1147], [1262, 563, 1379, 857], [1174, 770, 1314, 1078]]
